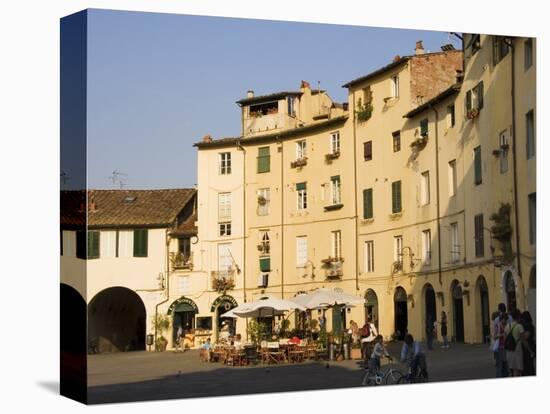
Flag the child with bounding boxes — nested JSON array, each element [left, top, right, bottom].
[[369, 334, 391, 374], [199, 338, 212, 362]]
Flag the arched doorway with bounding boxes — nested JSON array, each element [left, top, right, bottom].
[[477, 276, 490, 343], [394, 287, 408, 340], [504, 270, 517, 312], [451, 280, 464, 342], [211, 295, 238, 339], [423, 284, 436, 339], [88, 287, 146, 353], [168, 297, 199, 344], [60, 283, 86, 401], [364, 289, 379, 330]]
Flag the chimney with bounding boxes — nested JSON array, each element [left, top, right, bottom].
[[300, 80, 311, 90], [455, 69, 464, 84], [393, 55, 401, 62], [415, 40, 425, 55], [202, 134, 212, 143], [247, 90, 254, 98], [89, 191, 97, 212]]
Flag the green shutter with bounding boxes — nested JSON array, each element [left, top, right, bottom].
[[87, 231, 100, 259], [260, 257, 271, 272], [420, 119, 428, 136], [332, 304, 343, 335], [133, 229, 148, 257], [465, 90, 472, 112], [392, 181, 402, 213], [474, 147, 482, 185], [477, 82, 484, 109], [296, 182, 306, 191], [363, 188, 373, 219], [76, 230, 86, 259], [257, 147, 270, 173]]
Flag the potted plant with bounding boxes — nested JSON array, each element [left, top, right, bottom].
[[257, 195, 267, 205], [151, 313, 170, 352], [325, 151, 340, 162], [467, 108, 479, 119], [156, 336, 168, 352], [356, 103, 373, 123]]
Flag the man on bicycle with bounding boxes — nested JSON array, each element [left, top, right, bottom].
[[400, 334, 428, 381]]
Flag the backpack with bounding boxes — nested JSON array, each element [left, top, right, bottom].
[[504, 324, 518, 351], [360, 323, 371, 338]]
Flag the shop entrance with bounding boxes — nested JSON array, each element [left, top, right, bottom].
[[364, 289, 379, 330], [394, 287, 408, 340], [168, 297, 199, 344]]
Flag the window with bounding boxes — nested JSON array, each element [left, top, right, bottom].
[[330, 132, 340, 154], [118, 230, 133, 257], [420, 171, 430, 205], [493, 36, 509, 65], [76, 231, 86, 259], [391, 75, 400, 98], [448, 160, 457, 197], [330, 175, 341, 205], [474, 214, 485, 257], [365, 241, 375, 272], [178, 276, 190, 294], [499, 130, 509, 174], [450, 222, 460, 263], [196, 317, 212, 331], [296, 140, 306, 160], [100, 230, 116, 258], [259, 230, 270, 254], [257, 147, 270, 173], [296, 236, 308, 267], [87, 231, 100, 259], [526, 110, 535, 159], [391, 180, 402, 213], [447, 104, 455, 128], [364, 141, 372, 161], [363, 188, 373, 219], [465, 90, 472, 113], [218, 192, 231, 219], [219, 222, 232, 237], [474, 146, 482, 185], [392, 131, 401, 152], [219, 152, 231, 175], [258, 273, 269, 288], [524, 38, 533, 70], [133, 229, 148, 257], [469, 34, 481, 55], [529, 193, 536, 245], [218, 243, 232, 273], [62, 230, 76, 257], [472, 82, 484, 110], [296, 182, 307, 210], [257, 188, 270, 216], [178, 237, 191, 258], [331, 230, 342, 259], [420, 118, 428, 137], [287, 96, 295, 116], [394, 235, 403, 263], [422, 230, 432, 265]]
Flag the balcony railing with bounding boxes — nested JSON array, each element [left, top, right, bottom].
[[322, 258, 344, 280], [211, 270, 236, 292], [170, 252, 193, 270]]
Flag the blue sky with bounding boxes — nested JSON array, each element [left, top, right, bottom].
[[86, 9, 458, 189]]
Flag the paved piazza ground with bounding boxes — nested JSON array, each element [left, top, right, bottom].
[[88, 342, 497, 404]]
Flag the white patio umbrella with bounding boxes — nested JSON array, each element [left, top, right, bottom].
[[232, 296, 306, 318], [292, 288, 365, 310]]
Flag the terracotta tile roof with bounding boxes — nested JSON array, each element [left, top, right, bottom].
[[60, 189, 196, 228], [403, 83, 461, 118], [171, 212, 198, 237]]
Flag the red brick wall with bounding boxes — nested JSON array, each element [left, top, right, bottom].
[[410, 51, 463, 107]]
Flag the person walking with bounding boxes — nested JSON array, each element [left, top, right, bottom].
[[360, 318, 378, 360], [349, 320, 359, 345], [505, 309, 524, 377], [521, 311, 536, 376], [493, 314, 508, 377], [440, 311, 449, 348]]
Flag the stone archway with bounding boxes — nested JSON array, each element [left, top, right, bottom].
[[364, 289, 379, 330], [88, 287, 146, 353], [211, 295, 238, 339], [168, 296, 199, 344], [450, 280, 464, 343], [393, 287, 408, 340], [476, 276, 490, 343]]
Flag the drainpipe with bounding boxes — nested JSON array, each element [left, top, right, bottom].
[[507, 38, 522, 283], [430, 106, 443, 286], [280, 136, 284, 299], [237, 140, 247, 303], [154, 228, 171, 347], [352, 90, 360, 292]]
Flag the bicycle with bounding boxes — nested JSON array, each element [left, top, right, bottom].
[[397, 365, 429, 384], [361, 357, 403, 386]]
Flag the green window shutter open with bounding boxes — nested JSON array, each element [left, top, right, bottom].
[[474, 146, 482, 185], [477, 82, 484, 109], [465, 90, 472, 112], [363, 188, 373, 219], [257, 147, 270, 173], [260, 257, 271, 272], [420, 119, 428, 136], [133, 229, 148, 257], [392, 181, 402, 213], [87, 231, 100, 259]]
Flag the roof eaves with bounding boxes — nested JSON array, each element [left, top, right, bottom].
[[342, 56, 411, 88]]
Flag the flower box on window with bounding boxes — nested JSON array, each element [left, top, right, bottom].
[[291, 158, 308, 168], [257, 195, 267, 206], [466, 108, 480, 119], [325, 151, 340, 162], [410, 136, 428, 150]]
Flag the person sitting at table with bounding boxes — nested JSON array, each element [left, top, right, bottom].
[[234, 333, 243, 350], [288, 336, 301, 345], [182, 329, 195, 352]]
